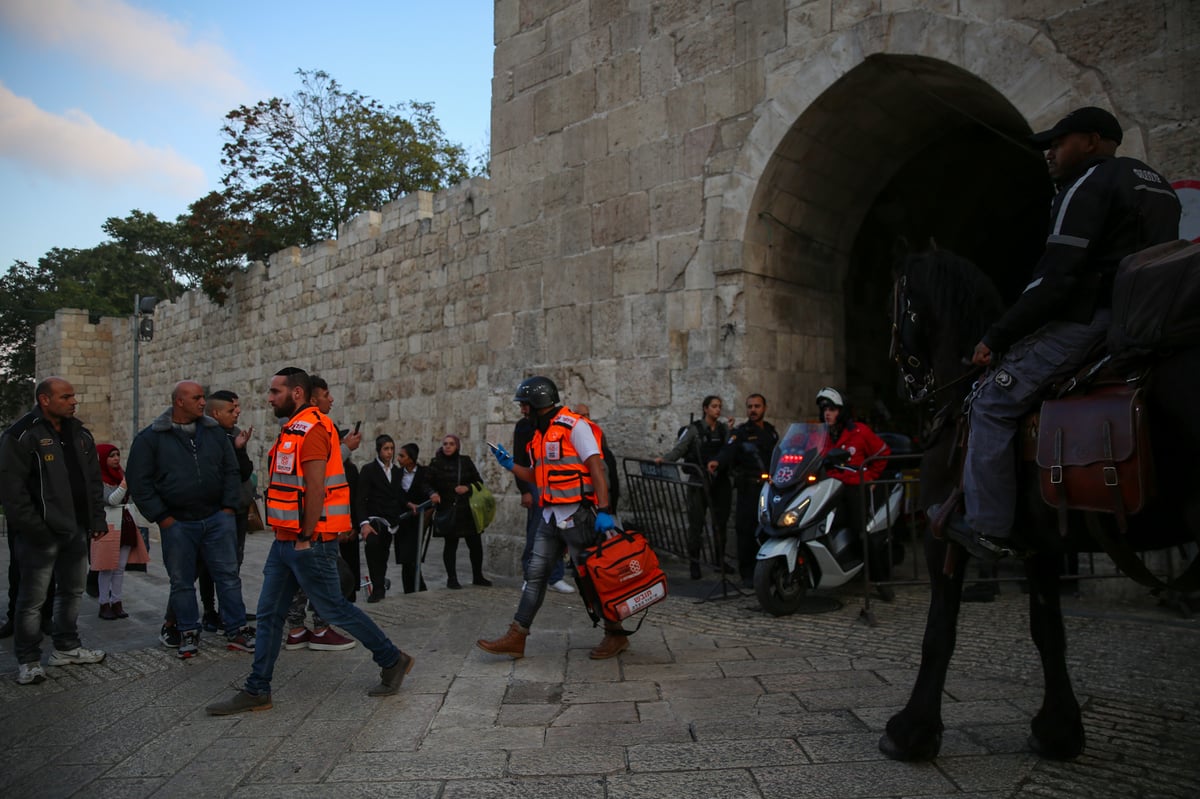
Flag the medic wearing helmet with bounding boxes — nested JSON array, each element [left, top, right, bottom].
[[815, 387, 890, 485], [478, 376, 630, 661]]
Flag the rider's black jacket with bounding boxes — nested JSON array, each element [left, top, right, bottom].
[[982, 155, 1180, 355]]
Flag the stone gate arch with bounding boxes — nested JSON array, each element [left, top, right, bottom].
[[713, 11, 1123, 426]]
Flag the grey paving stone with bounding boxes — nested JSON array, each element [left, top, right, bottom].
[[326, 749, 509, 781], [442, 776, 607, 799], [621, 661, 725, 681], [758, 668, 886, 693], [937, 752, 1041, 792], [657, 675, 764, 698], [420, 725, 546, 752], [545, 719, 693, 748], [555, 700, 639, 726], [497, 703, 561, 726], [3, 762, 97, 799], [628, 737, 807, 771], [795, 683, 918, 711], [753, 760, 956, 798], [692, 710, 867, 740], [230, 782, 442, 798], [0, 744, 66, 788], [562, 679, 658, 704], [83, 776, 169, 799], [665, 692, 780, 720], [350, 693, 443, 752], [508, 743, 627, 775], [604, 767, 762, 799]]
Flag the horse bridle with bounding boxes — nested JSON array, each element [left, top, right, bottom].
[[890, 275, 935, 402], [890, 274, 980, 405]]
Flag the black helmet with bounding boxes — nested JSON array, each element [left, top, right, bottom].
[[514, 376, 559, 409]]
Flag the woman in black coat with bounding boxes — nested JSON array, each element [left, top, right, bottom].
[[427, 434, 491, 589]]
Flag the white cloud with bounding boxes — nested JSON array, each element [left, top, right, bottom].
[[0, 82, 206, 195], [0, 0, 249, 101]]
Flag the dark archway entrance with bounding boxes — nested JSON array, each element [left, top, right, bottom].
[[743, 54, 1051, 432]]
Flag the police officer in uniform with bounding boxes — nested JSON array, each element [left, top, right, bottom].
[[658, 395, 732, 579], [709, 393, 779, 587], [944, 107, 1181, 560]]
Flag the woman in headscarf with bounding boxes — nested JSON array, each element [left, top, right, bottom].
[[427, 434, 491, 589], [93, 444, 150, 620]]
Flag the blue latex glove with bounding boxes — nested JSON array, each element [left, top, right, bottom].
[[594, 511, 617, 533], [492, 443, 514, 471]]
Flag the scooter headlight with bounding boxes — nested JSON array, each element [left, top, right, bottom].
[[777, 497, 810, 529]]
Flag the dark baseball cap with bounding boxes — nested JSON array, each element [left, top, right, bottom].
[[1029, 107, 1122, 149]]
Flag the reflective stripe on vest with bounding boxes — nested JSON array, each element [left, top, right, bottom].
[[265, 407, 351, 537], [531, 408, 599, 505]]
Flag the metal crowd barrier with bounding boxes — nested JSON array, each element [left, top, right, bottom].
[[621, 458, 717, 563]]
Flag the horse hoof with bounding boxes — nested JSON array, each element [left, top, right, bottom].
[[1027, 734, 1083, 761], [879, 731, 942, 762]]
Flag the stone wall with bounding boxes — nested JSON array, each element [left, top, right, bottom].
[[38, 0, 1198, 575]]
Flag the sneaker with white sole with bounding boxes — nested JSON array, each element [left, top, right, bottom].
[[226, 626, 256, 653], [17, 663, 47, 685], [308, 627, 357, 651], [549, 579, 576, 594], [178, 629, 199, 659], [47, 646, 106, 666]]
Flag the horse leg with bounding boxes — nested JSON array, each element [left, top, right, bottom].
[[1026, 551, 1085, 759], [880, 534, 966, 761]]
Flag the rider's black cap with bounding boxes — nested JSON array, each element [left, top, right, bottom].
[[1029, 107, 1122, 149]]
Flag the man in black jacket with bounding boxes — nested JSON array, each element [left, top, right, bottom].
[[947, 107, 1181, 560], [0, 377, 108, 685], [126, 380, 252, 658]]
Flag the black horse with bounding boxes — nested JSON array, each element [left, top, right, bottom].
[[879, 248, 1200, 761]]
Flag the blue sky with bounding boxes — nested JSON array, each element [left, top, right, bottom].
[[0, 0, 495, 270]]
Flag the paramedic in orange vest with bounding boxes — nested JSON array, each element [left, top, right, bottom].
[[477, 375, 629, 660], [207, 367, 415, 715]]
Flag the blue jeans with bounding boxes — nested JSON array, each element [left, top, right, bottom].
[[245, 538, 401, 696], [965, 311, 1110, 536], [14, 528, 88, 664], [521, 497, 565, 584], [516, 507, 598, 629], [160, 511, 246, 634]]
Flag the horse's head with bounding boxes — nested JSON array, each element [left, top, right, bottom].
[[890, 249, 1004, 404]]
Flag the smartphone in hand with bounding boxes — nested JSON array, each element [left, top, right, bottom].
[[353, 420, 362, 434], [487, 441, 501, 453]]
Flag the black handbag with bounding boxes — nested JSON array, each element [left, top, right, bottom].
[[432, 459, 461, 538]]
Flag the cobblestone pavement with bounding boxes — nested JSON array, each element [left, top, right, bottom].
[[2, 531, 1198, 798]]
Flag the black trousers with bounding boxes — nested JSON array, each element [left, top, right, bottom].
[[734, 480, 763, 581], [363, 528, 392, 598]]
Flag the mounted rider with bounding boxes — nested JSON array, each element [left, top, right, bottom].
[[946, 107, 1181, 560]]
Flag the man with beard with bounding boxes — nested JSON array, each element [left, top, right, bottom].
[[709, 393, 779, 587], [207, 367, 414, 715]]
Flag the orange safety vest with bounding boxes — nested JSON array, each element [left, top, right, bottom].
[[529, 407, 603, 505], [265, 406, 352, 541]]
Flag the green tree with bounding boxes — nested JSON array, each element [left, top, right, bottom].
[[218, 68, 472, 248], [0, 219, 185, 424]]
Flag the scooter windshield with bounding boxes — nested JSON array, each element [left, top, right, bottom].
[[768, 423, 831, 489]]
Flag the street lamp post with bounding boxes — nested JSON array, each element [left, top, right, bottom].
[[131, 294, 157, 440]]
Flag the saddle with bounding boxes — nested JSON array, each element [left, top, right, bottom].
[[1032, 382, 1153, 529]]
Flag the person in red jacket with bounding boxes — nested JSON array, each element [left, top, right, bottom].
[[815, 387, 890, 485]]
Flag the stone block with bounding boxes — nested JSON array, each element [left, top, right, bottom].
[[675, 17, 736, 83], [583, 151, 631, 203], [832, 0, 881, 30], [505, 219, 558, 266], [546, 305, 592, 362], [656, 233, 697, 293], [735, 0, 788, 62], [558, 204, 593, 257], [492, 92, 536, 155], [628, 139, 684, 192], [591, 296, 631, 354], [495, 24, 548, 75], [534, 71, 596, 135], [612, 239, 657, 297], [639, 34, 677, 97], [596, 50, 641, 111], [545, 250, 613, 309], [562, 117, 609, 166], [570, 26, 613, 74], [514, 48, 569, 93], [610, 7, 652, 54], [591, 193, 650, 246], [649, 179, 702, 237], [606, 96, 668, 153]]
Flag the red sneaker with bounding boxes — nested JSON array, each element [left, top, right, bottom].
[[308, 627, 357, 651], [284, 628, 311, 650]]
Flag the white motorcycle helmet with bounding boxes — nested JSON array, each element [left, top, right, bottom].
[[816, 387, 845, 410]]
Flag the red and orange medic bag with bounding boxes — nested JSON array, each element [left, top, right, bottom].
[[574, 528, 669, 630]]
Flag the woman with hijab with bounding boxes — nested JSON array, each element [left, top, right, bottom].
[[427, 434, 491, 589], [93, 444, 150, 620]]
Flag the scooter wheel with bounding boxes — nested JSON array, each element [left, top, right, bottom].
[[754, 555, 807, 616]]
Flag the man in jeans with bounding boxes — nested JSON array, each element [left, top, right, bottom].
[[126, 380, 253, 658], [207, 367, 414, 715], [0, 377, 108, 684]]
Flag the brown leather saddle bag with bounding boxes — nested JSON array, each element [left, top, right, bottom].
[[1036, 384, 1152, 518]]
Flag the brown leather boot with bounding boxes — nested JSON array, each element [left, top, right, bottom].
[[589, 629, 630, 660], [476, 622, 529, 658], [98, 603, 117, 620], [112, 601, 129, 619]]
